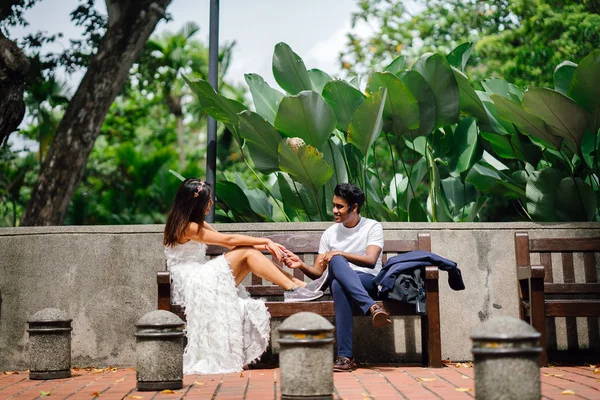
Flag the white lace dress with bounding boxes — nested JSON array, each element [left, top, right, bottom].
[[164, 241, 270, 375]]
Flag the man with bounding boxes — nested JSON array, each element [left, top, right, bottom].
[[283, 183, 390, 372]]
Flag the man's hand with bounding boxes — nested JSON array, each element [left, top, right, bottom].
[[321, 250, 344, 266], [283, 249, 303, 269]]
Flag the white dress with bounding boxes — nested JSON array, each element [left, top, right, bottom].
[[164, 240, 271, 375]]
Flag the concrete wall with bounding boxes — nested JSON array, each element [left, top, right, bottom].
[[1, 222, 599, 369]]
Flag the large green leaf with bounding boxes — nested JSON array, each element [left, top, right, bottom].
[[449, 117, 482, 176], [554, 61, 577, 96], [412, 52, 459, 128], [237, 111, 282, 174], [441, 177, 476, 217], [426, 157, 453, 222], [400, 157, 428, 208], [276, 172, 320, 221], [408, 198, 428, 222], [244, 73, 285, 125], [321, 137, 348, 186], [308, 69, 332, 94], [526, 168, 562, 222], [569, 50, 600, 134], [556, 177, 597, 221], [466, 162, 526, 199], [397, 70, 436, 139], [452, 68, 507, 135], [183, 75, 247, 127], [278, 138, 333, 194], [322, 80, 366, 132], [321, 138, 348, 219], [482, 78, 523, 103], [384, 55, 406, 74], [275, 91, 336, 149], [347, 88, 387, 156], [480, 129, 542, 166], [522, 88, 590, 151], [272, 42, 314, 95], [366, 72, 420, 136], [233, 174, 272, 219], [216, 180, 265, 222], [459, 197, 488, 222], [446, 42, 473, 72], [491, 94, 562, 149], [364, 178, 398, 221]]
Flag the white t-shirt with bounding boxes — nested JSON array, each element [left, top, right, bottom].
[[318, 217, 384, 276]]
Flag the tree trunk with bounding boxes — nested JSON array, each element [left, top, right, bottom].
[[0, 31, 29, 147], [176, 115, 185, 168], [21, 0, 172, 226]]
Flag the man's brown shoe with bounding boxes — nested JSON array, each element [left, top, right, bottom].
[[370, 303, 391, 328], [334, 356, 357, 372]]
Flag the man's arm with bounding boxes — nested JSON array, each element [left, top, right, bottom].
[[283, 250, 327, 280], [321, 245, 382, 268]]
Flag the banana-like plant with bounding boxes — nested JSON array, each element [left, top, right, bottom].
[[181, 43, 599, 223]]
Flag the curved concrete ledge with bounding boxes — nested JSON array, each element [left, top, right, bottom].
[[1, 222, 599, 369]]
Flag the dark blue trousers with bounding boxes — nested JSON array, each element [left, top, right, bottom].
[[328, 255, 378, 357]]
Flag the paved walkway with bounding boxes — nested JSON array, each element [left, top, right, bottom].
[[1, 363, 599, 399]]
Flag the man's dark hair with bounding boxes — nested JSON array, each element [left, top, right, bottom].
[[334, 183, 365, 213]]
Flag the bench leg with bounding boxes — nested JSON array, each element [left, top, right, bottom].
[[529, 276, 547, 366], [425, 276, 442, 368], [157, 272, 172, 311]]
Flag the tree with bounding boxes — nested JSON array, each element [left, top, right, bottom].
[[144, 22, 208, 168], [341, 0, 600, 87], [20, 0, 172, 226], [0, 31, 29, 146]]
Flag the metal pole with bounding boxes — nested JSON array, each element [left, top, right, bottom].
[[206, 0, 219, 222]]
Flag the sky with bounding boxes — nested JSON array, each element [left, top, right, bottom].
[[8, 0, 374, 88]]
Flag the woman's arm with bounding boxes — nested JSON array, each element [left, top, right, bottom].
[[185, 222, 285, 260]]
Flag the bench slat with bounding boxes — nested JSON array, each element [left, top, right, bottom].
[[544, 283, 600, 294], [545, 300, 600, 317], [530, 237, 600, 252], [265, 300, 420, 318]]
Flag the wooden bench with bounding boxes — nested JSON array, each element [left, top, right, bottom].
[[514, 232, 600, 366], [158, 232, 442, 368]]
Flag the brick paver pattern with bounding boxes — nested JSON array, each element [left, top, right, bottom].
[[1, 363, 599, 400]]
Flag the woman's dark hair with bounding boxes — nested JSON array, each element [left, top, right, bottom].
[[164, 178, 212, 247], [334, 183, 365, 213]]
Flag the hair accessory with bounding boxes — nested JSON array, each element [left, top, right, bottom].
[[193, 185, 202, 198]]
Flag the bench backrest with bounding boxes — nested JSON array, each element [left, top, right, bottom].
[[515, 232, 600, 356], [204, 233, 432, 284], [515, 233, 600, 289]]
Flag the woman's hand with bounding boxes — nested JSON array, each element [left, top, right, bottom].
[[321, 250, 344, 266], [266, 240, 286, 261]]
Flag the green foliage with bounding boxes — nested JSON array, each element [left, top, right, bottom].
[[340, 0, 600, 88], [185, 41, 600, 223]]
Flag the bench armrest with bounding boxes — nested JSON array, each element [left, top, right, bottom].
[[517, 265, 545, 280], [425, 266, 439, 280]]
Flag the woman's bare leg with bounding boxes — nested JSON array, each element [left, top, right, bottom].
[[274, 263, 306, 287], [224, 247, 298, 289]]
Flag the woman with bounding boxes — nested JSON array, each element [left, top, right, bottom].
[[163, 178, 323, 374]]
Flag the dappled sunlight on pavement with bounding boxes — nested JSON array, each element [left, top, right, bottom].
[[1, 363, 599, 399]]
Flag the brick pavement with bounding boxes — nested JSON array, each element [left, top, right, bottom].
[[1, 363, 599, 399]]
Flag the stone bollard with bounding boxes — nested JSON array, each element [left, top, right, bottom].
[[471, 316, 542, 400], [135, 310, 185, 391], [27, 308, 73, 380], [278, 312, 335, 400]]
